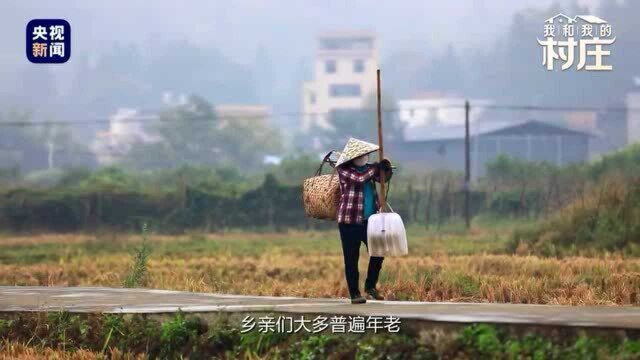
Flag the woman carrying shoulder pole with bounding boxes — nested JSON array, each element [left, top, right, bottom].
[[334, 137, 393, 304]]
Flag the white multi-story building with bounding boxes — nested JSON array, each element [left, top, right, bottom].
[[302, 30, 378, 132], [627, 78, 640, 145]]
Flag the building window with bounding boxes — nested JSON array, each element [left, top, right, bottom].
[[353, 59, 364, 73], [325, 60, 336, 73], [309, 92, 316, 104], [329, 84, 361, 97]]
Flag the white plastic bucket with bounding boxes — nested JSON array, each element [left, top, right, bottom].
[[366, 204, 408, 257]]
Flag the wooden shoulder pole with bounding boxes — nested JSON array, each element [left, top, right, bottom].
[[464, 100, 470, 229], [376, 69, 386, 211]]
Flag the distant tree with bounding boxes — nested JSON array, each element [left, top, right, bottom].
[[124, 95, 218, 169], [268, 154, 321, 186], [427, 44, 465, 94], [15, 66, 57, 110], [0, 111, 95, 172], [462, 1, 637, 108], [0, 111, 42, 171], [254, 45, 275, 105], [68, 44, 149, 116], [598, 0, 640, 104], [124, 141, 175, 169], [145, 40, 257, 104], [215, 113, 282, 168], [484, 154, 556, 191], [65, 40, 258, 128], [31, 123, 95, 169], [124, 95, 282, 170], [381, 50, 431, 98], [318, 92, 405, 152]]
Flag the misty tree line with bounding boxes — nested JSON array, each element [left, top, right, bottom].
[[0, 168, 488, 233], [0, 96, 282, 172], [3, 142, 640, 233], [0, 93, 409, 173], [383, 1, 640, 108]]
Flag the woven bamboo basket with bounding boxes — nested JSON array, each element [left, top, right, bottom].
[[302, 151, 341, 220]]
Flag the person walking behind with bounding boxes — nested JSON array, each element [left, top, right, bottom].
[[334, 137, 393, 304]]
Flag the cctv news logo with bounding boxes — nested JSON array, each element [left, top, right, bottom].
[[26, 19, 71, 64]]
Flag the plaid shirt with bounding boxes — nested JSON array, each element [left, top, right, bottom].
[[336, 164, 381, 224]]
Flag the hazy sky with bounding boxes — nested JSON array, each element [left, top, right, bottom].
[[0, 0, 609, 115], [2, 0, 602, 69]]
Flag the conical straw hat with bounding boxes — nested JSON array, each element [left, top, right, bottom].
[[335, 137, 379, 167]]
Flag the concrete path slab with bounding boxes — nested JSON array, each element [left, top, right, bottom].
[[1, 286, 639, 329]]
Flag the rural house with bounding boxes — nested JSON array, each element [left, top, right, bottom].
[[386, 119, 592, 179]]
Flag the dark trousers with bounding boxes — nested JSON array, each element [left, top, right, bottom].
[[338, 221, 384, 297]]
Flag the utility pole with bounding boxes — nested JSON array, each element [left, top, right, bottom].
[[376, 69, 386, 210], [464, 100, 471, 229]]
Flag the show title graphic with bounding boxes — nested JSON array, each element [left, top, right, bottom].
[[26, 19, 71, 64], [538, 14, 615, 71]]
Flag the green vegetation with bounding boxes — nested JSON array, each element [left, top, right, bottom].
[[484, 145, 640, 256], [122, 223, 152, 288], [122, 96, 281, 170], [507, 177, 640, 257], [0, 221, 517, 266], [588, 144, 640, 181], [3, 130, 640, 257], [0, 161, 530, 235], [0, 168, 306, 233], [459, 323, 640, 360], [0, 313, 637, 359]]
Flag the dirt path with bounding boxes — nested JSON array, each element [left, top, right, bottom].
[[1, 286, 639, 329]]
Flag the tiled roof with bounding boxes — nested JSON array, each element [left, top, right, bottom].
[[404, 120, 593, 142]]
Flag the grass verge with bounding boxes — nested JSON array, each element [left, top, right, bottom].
[[0, 312, 638, 359]]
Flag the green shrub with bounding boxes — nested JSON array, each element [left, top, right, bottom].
[[204, 317, 241, 356], [620, 339, 640, 359], [46, 311, 90, 350], [0, 313, 638, 359], [355, 333, 436, 360], [0, 319, 11, 338], [159, 311, 207, 358], [489, 189, 544, 217], [122, 223, 151, 288], [101, 314, 125, 352], [295, 334, 334, 360], [237, 321, 290, 356], [459, 324, 502, 358], [508, 179, 640, 256], [505, 334, 560, 360]]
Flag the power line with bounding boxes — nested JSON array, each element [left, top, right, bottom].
[[0, 103, 639, 127]]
